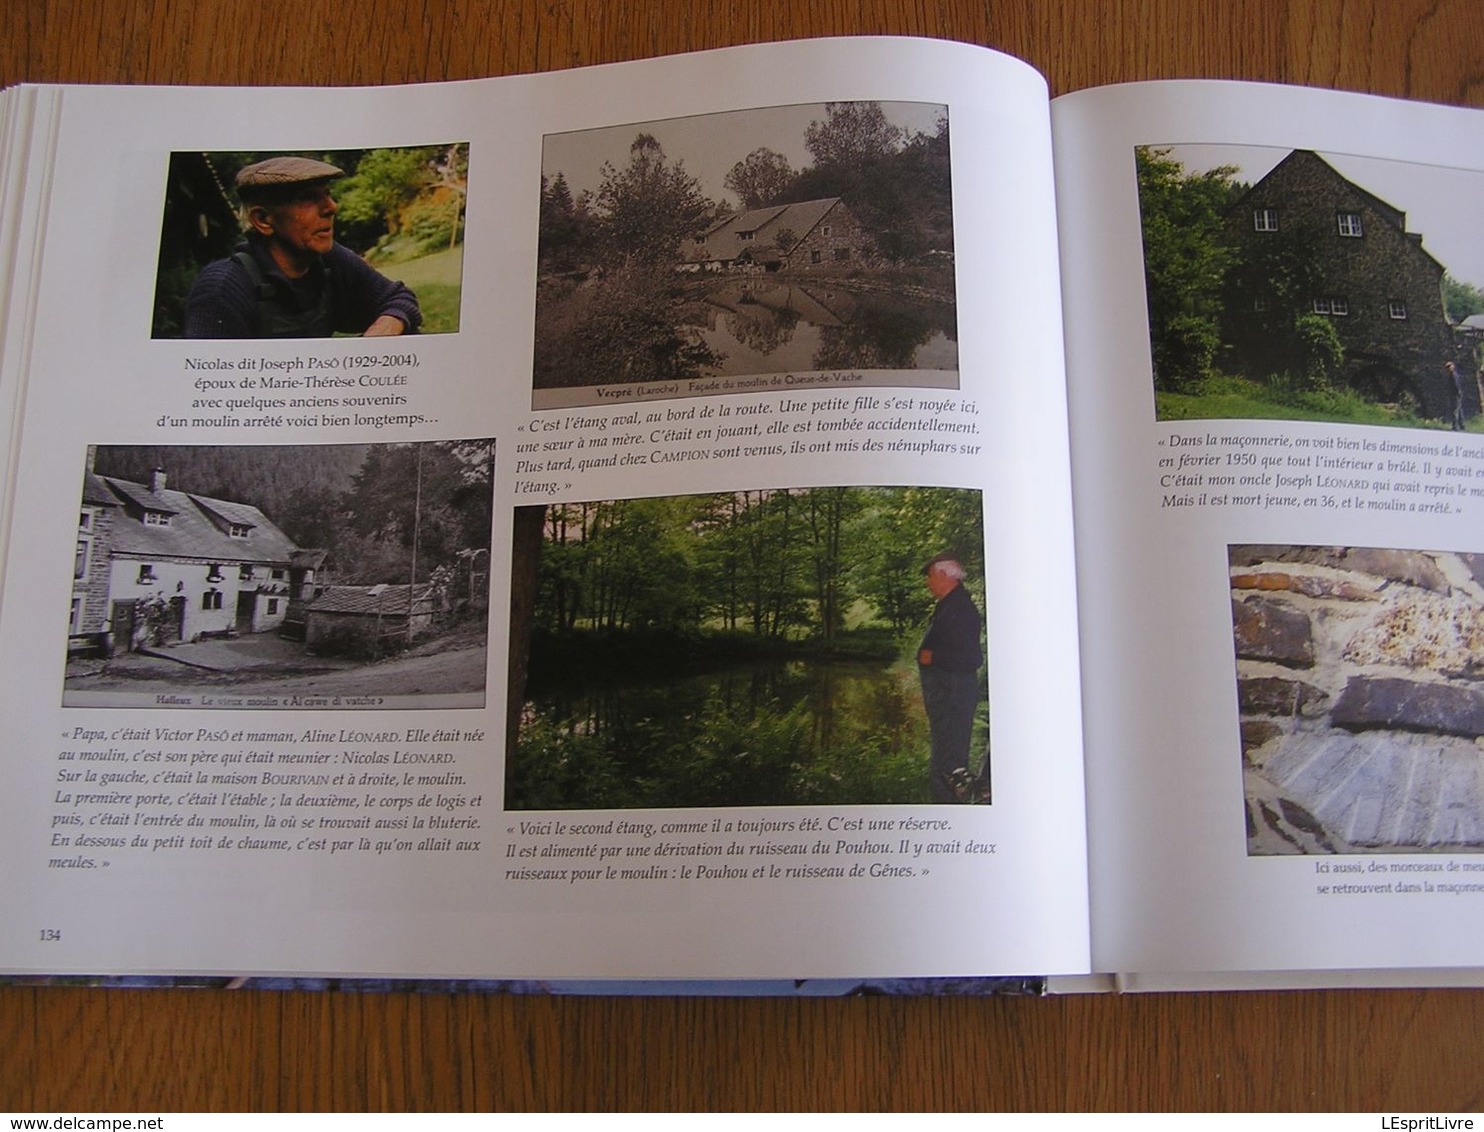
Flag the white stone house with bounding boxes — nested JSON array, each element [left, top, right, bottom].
[[71, 462, 315, 653]]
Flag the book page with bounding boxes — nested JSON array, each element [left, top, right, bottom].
[[0, 38, 1091, 982], [1054, 81, 1484, 977]]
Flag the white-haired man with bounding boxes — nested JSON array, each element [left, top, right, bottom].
[[917, 553, 984, 803]]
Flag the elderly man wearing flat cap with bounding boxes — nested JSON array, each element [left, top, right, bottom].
[[184, 155, 421, 339], [917, 552, 985, 804]]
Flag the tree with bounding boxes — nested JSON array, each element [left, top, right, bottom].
[[1443, 274, 1484, 323], [723, 147, 795, 209], [594, 134, 714, 266], [1135, 147, 1239, 390], [538, 172, 594, 273], [333, 147, 435, 240], [804, 102, 904, 169]]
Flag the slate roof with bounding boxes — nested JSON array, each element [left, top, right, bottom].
[[304, 583, 435, 616], [683, 197, 844, 265], [96, 476, 300, 564]]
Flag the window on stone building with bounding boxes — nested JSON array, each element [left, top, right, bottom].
[[70, 597, 83, 634], [1388, 300, 1408, 320], [1312, 297, 1349, 316], [810, 250, 821, 264], [737, 231, 754, 241], [137, 564, 156, 584], [142, 510, 171, 527], [267, 598, 279, 615], [201, 589, 222, 611], [1253, 208, 1279, 232], [834, 247, 850, 261], [75, 539, 90, 580], [1337, 212, 1364, 237]]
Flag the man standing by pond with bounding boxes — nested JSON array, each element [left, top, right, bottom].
[[185, 156, 421, 339], [918, 552, 985, 804]]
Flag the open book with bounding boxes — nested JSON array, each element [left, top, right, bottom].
[[2, 37, 1482, 992]]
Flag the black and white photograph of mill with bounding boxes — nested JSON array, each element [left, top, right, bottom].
[[64, 442, 494, 710], [533, 101, 958, 408]]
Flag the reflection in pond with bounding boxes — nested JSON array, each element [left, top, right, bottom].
[[683, 281, 957, 375], [508, 657, 954, 810]]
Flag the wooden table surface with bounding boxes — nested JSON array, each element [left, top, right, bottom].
[[5, 0, 1484, 1112]]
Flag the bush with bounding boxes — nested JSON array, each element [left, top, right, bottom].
[[311, 621, 412, 660], [1155, 314, 1221, 392]]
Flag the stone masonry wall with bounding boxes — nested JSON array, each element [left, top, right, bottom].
[[1232, 544, 1484, 854]]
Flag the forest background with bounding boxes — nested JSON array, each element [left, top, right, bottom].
[[506, 485, 988, 809]]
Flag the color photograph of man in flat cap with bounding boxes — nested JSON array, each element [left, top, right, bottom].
[[153, 145, 467, 339]]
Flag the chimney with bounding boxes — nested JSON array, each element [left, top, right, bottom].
[[150, 468, 167, 493]]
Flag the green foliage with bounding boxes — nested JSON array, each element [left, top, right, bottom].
[[531, 486, 981, 643], [1135, 147, 1239, 391], [1286, 312, 1345, 391], [1443, 274, 1484, 323], [333, 147, 433, 238]]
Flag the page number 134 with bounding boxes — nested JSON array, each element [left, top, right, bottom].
[[38, 928, 61, 942]]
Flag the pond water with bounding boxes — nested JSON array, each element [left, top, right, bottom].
[[510, 655, 959, 810], [683, 281, 957, 376]]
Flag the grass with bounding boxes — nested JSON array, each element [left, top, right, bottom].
[[1156, 373, 1484, 432], [374, 243, 464, 335]]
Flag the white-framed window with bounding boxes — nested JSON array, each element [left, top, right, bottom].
[[228, 523, 250, 538], [1253, 208, 1279, 232], [1337, 212, 1364, 237], [737, 231, 755, 242], [142, 510, 170, 527], [821, 225, 832, 236], [201, 589, 222, 611], [1312, 297, 1349, 316], [1389, 300, 1408, 320]]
